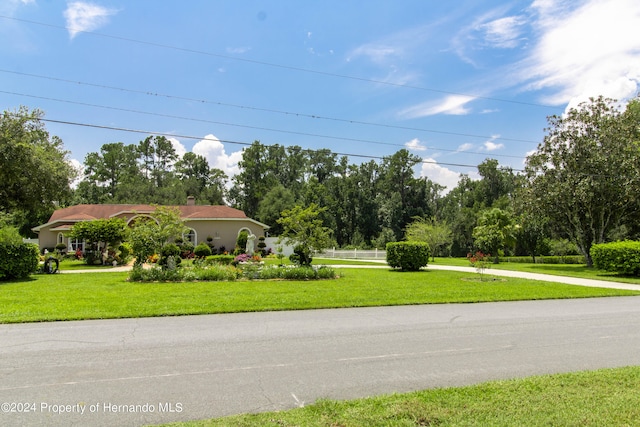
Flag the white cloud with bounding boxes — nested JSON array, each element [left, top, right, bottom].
[[520, 0, 640, 108], [419, 158, 462, 194], [168, 137, 187, 159], [64, 1, 117, 39], [399, 94, 476, 118], [482, 135, 504, 151], [484, 141, 504, 151], [192, 134, 243, 180], [480, 15, 527, 48], [457, 143, 474, 152], [404, 138, 427, 151], [68, 158, 84, 188]]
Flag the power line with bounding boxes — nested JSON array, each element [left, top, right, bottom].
[[0, 15, 557, 109], [0, 69, 542, 145], [1, 89, 530, 162], [24, 114, 512, 171]]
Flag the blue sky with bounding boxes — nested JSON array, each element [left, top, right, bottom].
[[2, 0, 639, 192]]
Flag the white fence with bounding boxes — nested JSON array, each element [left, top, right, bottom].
[[321, 248, 387, 260]]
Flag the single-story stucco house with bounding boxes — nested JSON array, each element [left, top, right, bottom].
[[32, 196, 269, 253]]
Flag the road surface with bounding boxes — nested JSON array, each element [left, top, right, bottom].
[[2, 296, 640, 426]]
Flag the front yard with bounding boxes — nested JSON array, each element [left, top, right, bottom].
[[1, 267, 638, 323]]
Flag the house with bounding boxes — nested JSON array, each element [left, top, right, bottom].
[[32, 197, 269, 253]]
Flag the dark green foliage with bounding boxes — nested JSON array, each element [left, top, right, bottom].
[[386, 241, 430, 271], [290, 245, 313, 266], [205, 255, 235, 265], [591, 241, 640, 276], [159, 243, 182, 269], [194, 242, 212, 258], [0, 243, 39, 280], [500, 255, 585, 264], [236, 231, 248, 254]]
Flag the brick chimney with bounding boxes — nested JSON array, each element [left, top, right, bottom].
[[186, 196, 195, 206]]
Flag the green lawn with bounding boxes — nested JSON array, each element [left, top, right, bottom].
[[160, 366, 640, 426], [432, 257, 640, 284], [1, 268, 638, 323]]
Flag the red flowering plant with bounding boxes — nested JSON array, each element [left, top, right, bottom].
[[467, 251, 491, 281]]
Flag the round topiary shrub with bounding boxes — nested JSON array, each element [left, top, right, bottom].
[[194, 242, 212, 258], [386, 241, 431, 271]]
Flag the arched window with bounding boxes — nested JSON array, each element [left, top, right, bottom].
[[57, 233, 64, 245], [184, 228, 197, 245]]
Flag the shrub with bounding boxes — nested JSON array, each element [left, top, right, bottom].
[[159, 243, 182, 269], [118, 242, 132, 263], [0, 243, 40, 280], [386, 241, 430, 271], [591, 241, 640, 276], [194, 242, 212, 258], [289, 245, 312, 266], [205, 254, 235, 265], [193, 265, 242, 281]]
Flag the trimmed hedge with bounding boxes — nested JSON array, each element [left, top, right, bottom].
[[0, 243, 40, 280], [500, 255, 586, 264], [386, 241, 430, 271], [591, 241, 640, 276]]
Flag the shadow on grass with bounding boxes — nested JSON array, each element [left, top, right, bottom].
[[387, 269, 432, 273], [0, 276, 37, 285]]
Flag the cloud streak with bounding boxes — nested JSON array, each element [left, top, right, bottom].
[[64, 1, 117, 39], [398, 94, 476, 119]]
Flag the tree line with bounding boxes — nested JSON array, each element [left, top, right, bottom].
[[2, 95, 639, 266]]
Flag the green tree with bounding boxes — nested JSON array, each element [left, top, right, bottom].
[[524, 96, 640, 266], [405, 217, 453, 261], [229, 141, 277, 217], [129, 206, 188, 265], [277, 204, 333, 266], [257, 185, 296, 235], [78, 142, 141, 202], [69, 218, 128, 263], [472, 208, 516, 263], [0, 107, 77, 235]]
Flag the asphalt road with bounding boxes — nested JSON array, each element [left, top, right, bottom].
[[2, 296, 640, 426]]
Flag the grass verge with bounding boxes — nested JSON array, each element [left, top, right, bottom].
[[433, 257, 640, 284], [1, 268, 638, 323], [159, 366, 640, 426]]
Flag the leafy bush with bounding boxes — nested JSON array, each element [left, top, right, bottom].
[[194, 242, 212, 258], [289, 244, 312, 266], [118, 242, 132, 263], [205, 255, 235, 265], [159, 243, 182, 269], [386, 241, 430, 271], [257, 265, 337, 280], [591, 241, 640, 276], [129, 265, 185, 282], [0, 243, 40, 280], [192, 265, 242, 281]]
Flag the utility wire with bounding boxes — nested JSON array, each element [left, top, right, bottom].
[[22, 114, 513, 171], [0, 15, 557, 109], [1, 89, 530, 161], [0, 69, 541, 145]]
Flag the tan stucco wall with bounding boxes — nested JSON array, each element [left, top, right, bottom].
[[183, 219, 267, 252], [37, 219, 267, 254]]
